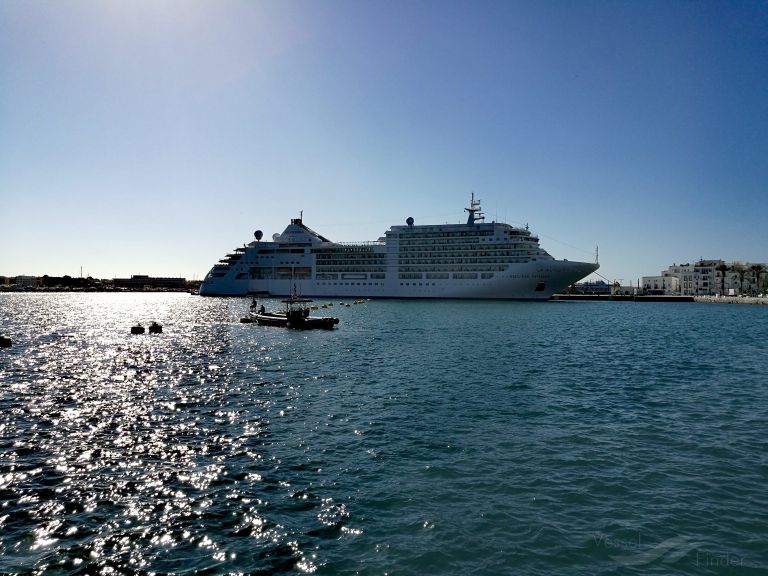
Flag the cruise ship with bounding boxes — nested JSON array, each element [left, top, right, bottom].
[[199, 196, 599, 299]]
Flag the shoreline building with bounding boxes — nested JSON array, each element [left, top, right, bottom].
[[112, 275, 187, 291], [642, 260, 767, 296], [569, 280, 612, 295], [0, 275, 192, 292]]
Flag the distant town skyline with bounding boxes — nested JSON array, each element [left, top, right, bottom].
[[2, 1, 767, 284]]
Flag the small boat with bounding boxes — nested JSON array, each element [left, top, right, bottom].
[[253, 297, 339, 330]]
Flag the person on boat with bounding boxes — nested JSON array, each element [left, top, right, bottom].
[[259, 304, 265, 314]]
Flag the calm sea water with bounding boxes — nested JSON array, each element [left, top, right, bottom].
[[1, 293, 766, 575]]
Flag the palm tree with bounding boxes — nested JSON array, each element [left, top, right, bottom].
[[731, 264, 747, 295], [716, 262, 729, 296], [750, 264, 765, 295]]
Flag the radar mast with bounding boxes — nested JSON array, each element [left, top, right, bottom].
[[465, 193, 485, 225]]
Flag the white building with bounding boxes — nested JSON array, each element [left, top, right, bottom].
[[642, 260, 767, 296], [13, 275, 38, 288], [642, 275, 680, 295]]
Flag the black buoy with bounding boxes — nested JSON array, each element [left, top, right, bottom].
[[131, 324, 145, 335], [0, 335, 11, 348], [148, 322, 162, 334]]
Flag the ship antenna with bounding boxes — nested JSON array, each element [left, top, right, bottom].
[[464, 192, 485, 225]]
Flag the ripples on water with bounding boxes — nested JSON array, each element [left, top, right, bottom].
[[1, 294, 766, 575]]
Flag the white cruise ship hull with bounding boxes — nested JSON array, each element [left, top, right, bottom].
[[200, 260, 597, 300]]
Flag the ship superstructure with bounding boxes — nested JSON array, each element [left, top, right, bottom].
[[199, 196, 599, 299]]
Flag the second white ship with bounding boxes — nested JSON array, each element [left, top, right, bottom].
[[199, 196, 599, 299]]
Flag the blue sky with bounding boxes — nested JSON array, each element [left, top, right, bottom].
[[1, 0, 766, 284]]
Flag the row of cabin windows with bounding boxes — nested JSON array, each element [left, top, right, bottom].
[[398, 244, 535, 253], [396, 230, 495, 239], [312, 247, 383, 254], [317, 282, 383, 287], [256, 248, 306, 254]]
